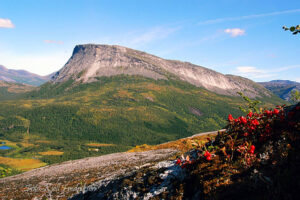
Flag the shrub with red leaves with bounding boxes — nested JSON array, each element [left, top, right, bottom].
[[213, 103, 300, 168], [175, 102, 300, 171], [172, 99, 300, 199]]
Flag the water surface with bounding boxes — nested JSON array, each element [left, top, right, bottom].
[[0, 145, 12, 150]]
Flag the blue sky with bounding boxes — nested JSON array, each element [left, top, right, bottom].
[[0, 0, 300, 82]]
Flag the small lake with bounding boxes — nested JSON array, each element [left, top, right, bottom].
[[0, 145, 12, 150]]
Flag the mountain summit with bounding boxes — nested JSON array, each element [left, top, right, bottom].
[[52, 44, 270, 98]]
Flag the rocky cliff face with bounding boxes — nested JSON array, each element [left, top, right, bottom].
[[52, 44, 272, 98]]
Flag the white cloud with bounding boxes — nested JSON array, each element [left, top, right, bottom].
[[129, 26, 180, 46], [294, 78, 300, 83], [0, 18, 14, 28], [236, 66, 263, 74], [235, 66, 277, 79], [273, 65, 300, 72], [234, 65, 300, 80], [44, 40, 64, 45], [224, 28, 245, 37], [198, 9, 300, 25]]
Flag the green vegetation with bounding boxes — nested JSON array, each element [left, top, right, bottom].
[[237, 92, 261, 113], [0, 87, 19, 100], [0, 82, 34, 101], [283, 25, 300, 35], [291, 90, 300, 103], [0, 75, 285, 174], [0, 164, 20, 178]]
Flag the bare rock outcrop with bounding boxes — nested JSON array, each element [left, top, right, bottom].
[[0, 149, 178, 200], [52, 44, 272, 98]]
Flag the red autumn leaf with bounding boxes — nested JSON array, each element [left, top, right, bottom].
[[273, 109, 279, 115], [247, 112, 253, 118], [251, 119, 259, 126], [204, 151, 211, 157], [239, 116, 247, 124], [228, 114, 234, 121]]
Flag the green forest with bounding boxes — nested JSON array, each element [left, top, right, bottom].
[[0, 75, 285, 173]]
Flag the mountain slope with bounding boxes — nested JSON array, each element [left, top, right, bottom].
[[0, 65, 51, 86], [0, 44, 285, 172], [12, 76, 247, 144], [0, 75, 284, 166], [52, 44, 272, 98], [0, 80, 35, 100], [259, 80, 300, 101]]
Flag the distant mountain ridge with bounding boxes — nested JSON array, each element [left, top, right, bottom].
[[51, 44, 272, 98], [0, 65, 51, 86], [259, 80, 300, 101]]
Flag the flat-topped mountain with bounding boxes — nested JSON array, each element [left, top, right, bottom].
[[52, 44, 271, 98], [0, 65, 51, 86], [259, 80, 300, 101]]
